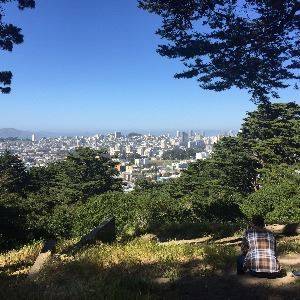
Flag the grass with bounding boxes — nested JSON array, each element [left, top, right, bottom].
[[0, 233, 299, 299], [0, 242, 42, 278], [277, 237, 300, 255]]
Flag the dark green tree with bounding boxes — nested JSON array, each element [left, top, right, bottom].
[[134, 177, 157, 191], [0, 150, 29, 195], [173, 137, 260, 197], [28, 164, 58, 194], [50, 148, 122, 203], [0, 193, 27, 249], [162, 147, 198, 160], [240, 102, 300, 165], [211, 137, 261, 194], [139, 0, 300, 103], [0, 151, 30, 249], [0, 0, 35, 93], [11, 148, 124, 241], [241, 164, 300, 223]]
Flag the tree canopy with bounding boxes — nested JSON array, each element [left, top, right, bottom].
[[172, 102, 299, 199], [0, 0, 35, 93], [0, 150, 29, 195], [172, 137, 259, 198], [240, 102, 300, 165], [162, 147, 198, 160], [50, 147, 122, 202], [139, 0, 300, 103]]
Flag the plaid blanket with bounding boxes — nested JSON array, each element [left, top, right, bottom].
[[242, 227, 280, 273]]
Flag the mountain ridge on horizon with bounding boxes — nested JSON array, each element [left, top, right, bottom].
[[0, 128, 32, 138]]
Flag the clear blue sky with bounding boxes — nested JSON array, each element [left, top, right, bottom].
[[0, 0, 298, 133]]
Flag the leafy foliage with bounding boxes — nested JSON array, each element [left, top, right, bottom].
[[162, 147, 198, 160], [240, 102, 300, 165], [172, 137, 260, 197], [0, 193, 27, 249], [0, 148, 123, 247], [74, 190, 192, 238], [47, 148, 122, 203], [134, 177, 157, 191], [211, 137, 261, 194], [241, 164, 300, 223], [139, 0, 300, 103], [0, 150, 29, 195], [0, 0, 35, 93]]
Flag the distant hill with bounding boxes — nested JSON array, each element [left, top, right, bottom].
[[128, 132, 142, 138], [0, 128, 32, 138]]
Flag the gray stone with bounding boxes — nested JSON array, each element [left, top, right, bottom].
[[79, 217, 116, 246], [28, 240, 56, 279]]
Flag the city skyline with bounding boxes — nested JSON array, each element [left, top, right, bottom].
[[0, 127, 237, 139], [0, 128, 232, 191]]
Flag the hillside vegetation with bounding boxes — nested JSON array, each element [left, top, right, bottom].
[[1, 103, 299, 249], [1, 230, 299, 299]]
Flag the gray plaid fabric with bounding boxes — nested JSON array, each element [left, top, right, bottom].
[[242, 228, 280, 273]]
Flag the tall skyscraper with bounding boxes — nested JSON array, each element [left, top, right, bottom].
[[31, 133, 36, 142], [189, 130, 195, 138], [181, 132, 189, 146]]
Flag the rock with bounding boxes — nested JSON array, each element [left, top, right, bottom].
[[79, 217, 116, 246], [28, 240, 56, 279]]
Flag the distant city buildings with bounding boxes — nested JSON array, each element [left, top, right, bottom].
[[114, 131, 122, 139], [0, 129, 236, 191], [196, 152, 208, 160]]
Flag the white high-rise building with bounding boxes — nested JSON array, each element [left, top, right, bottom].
[[31, 134, 36, 142], [126, 145, 132, 154], [137, 146, 146, 156], [196, 152, 208, 160]]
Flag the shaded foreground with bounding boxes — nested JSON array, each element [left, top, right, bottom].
[[0, 229, 299, 300]]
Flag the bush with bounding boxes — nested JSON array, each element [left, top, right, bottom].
[[73, 190, 195, 238], [73, 192, 137, 238], [186, 187, 244, 223], [240, 168, 300, 223], [0, 193, 27, 249], [268, 196, 300, 224]]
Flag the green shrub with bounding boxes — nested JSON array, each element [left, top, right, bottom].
[[73, 190, 195, 238], [186, 188, 244, 223], [240, 168, 300, 223], [0, 193, 27, 249], [268, 196, 300, 223]]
